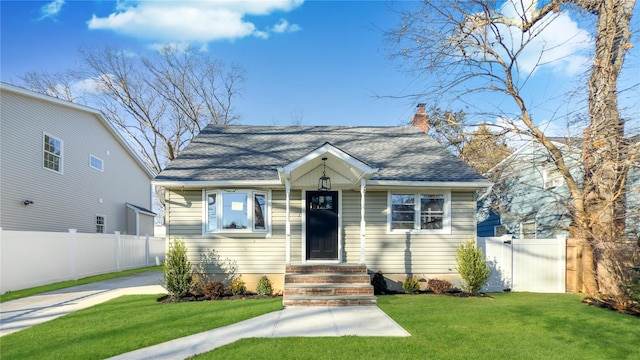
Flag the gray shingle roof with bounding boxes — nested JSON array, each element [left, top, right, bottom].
[[155, 125, 488, 183]]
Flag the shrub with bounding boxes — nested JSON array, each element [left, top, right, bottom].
[[402, 276, 420, 294], [456, 240, 490, 294], [230, 276, 247, 295], [256, 276, 273, 296], [371, 270, 388, 295], [202, 281, 226, 299], [428, 278, 453, 294], [163, 240, 194, 298]]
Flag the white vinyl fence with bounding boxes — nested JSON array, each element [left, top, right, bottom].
[[0, 228, 165, 294], [478, 235, 566, 293]]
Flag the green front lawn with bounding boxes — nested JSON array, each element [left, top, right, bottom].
[[199, 293, 640, 360], [1, 293, 637, 359], [0, 296, 283, 359]]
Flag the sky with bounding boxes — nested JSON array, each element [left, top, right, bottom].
[[1, 0, 638, 133]]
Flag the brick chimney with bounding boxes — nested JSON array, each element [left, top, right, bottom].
[[411, 103, 429, 134]]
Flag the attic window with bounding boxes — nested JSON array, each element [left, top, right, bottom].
[[543, 168, 563, 189]]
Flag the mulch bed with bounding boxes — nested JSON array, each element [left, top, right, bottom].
[[157, 293, 281, 303]]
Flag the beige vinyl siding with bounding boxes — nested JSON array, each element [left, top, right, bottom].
[[166, 187, 477, 281], [166, 189, 303, 274], [0, 90, 152, 233], [343, 190, 476, 275]]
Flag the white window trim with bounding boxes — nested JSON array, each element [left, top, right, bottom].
[[96, 214, 106, 234], [543, 167, 563, 189], [89, 154, 104, 172], [387, 190, 451, 234], [202, 189, 271, 236], [520, 221, 536, 239], [43, 132, 63, 174]]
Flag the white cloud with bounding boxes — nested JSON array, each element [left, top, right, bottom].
[[39, 0, 65, 20], [272, 19, 302, 33], [87, 0, 304, 43], [488, 0, 593, 77]]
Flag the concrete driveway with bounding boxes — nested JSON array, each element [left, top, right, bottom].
[[0, 271, 165, 336]]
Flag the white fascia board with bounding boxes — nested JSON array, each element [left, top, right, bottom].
[[152, 179, 283, 189], [367, 180, 493, 190], [281, 143, 377, 175]]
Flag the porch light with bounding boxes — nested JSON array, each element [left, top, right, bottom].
[[318, 157, 331, 191]]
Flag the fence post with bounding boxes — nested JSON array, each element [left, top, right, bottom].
[[557, 235, 567, 293], [69, 229, 78, 280], [114, 231, 121, 272], [145, 234, 150, 266]]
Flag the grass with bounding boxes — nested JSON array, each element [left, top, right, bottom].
[[2, 291, 638, 359], [197, 293, 640, 360], [0, 295, 283, 359], [0, 266, 162, 303]]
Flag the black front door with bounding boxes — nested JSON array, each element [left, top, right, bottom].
[[306, 191, 338, 260]]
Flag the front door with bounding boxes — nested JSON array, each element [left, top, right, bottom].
[[306, 191, 338, 260]]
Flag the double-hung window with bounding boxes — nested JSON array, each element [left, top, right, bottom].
[[43, 133, 62, 173], [96, 215, 106, 234], [389, 191, 451, 234], [205, 190, 269, 234]]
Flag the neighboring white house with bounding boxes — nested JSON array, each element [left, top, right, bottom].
[[0, 82, 157, 235]]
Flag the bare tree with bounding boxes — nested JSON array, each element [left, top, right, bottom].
[[20, 44, 244, 174], [389, 0, 638, 305]]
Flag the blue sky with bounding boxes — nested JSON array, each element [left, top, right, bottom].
[[1, 0, 638, 132]]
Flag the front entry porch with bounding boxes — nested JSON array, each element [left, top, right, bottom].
[[283, 264, 376, 306]]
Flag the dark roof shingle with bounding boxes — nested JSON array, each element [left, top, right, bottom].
[[155, 125, 488, 183]]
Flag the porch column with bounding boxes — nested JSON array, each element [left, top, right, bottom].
[[360, 178, 366, 265], [285, 178, 291, 265]]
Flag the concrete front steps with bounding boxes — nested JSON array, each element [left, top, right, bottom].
[[283, 264, 377, 306]]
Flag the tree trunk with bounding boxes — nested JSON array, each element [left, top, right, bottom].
[[580, 0, 634, 297]]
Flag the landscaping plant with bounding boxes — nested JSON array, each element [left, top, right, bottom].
[[427, 278, 453, 295], [202, 281, 226, 299], [371, 270, 388, 295], [455, 241, 490, 294], [163, 240, 194, 298], [402, 276, 420, 294], [230, 276, 247, 295], [256, 276, 273, 296]]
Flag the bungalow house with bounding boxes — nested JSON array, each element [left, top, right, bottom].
[[154, 122, 491, 305], [477, 138, 640, 239], [0, 82, 157, 236]]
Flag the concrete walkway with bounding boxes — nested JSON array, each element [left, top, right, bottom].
[[109, 306, 410, 360], [1, 271, 410, 359]]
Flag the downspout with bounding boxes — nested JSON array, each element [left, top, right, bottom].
[[360, 178, 366, 265]]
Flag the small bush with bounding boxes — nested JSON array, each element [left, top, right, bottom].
[[371, 270, 388, 295], [402, 276, 420, 294], [256, 276, 273, 296], [163, 240, 194, 298], [428, 278, 453, 294], [456, 241, 490, 294], [230, 276, 247, 295], [202, 281, 226, 299]]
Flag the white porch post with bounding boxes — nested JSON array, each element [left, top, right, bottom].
[[360, 178, 366, 265], [285, 178, 291, 265]]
